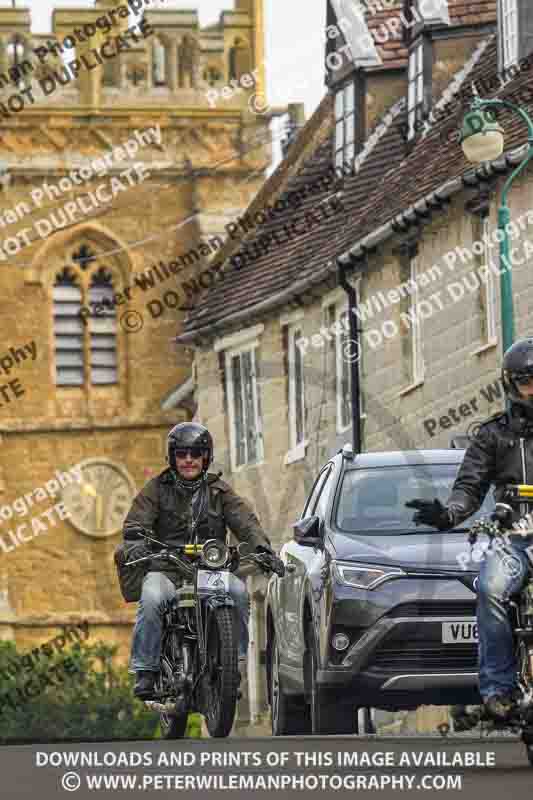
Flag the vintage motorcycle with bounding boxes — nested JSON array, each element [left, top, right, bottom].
[[446, 488, 533, 765], [126, 531, 284, 738]]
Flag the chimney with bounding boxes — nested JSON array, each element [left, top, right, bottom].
[[281, 103, 306, 157]]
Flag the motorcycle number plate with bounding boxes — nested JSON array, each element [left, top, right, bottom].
[[442, 619, 478, 643], [197, 570, 230, 593]]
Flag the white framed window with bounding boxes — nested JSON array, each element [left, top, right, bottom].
[[407, 40, 424, 141], [334, 80, 356, 170], [225, 341, 264, 471], [323, 289, 365, 436], [286, 322, 307, 462], [410, 257, 424, 383], [500, 0, 519, 70], [481, 217, 498, 343]]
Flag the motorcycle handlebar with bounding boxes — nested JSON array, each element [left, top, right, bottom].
[[125, 538, 284, 577]]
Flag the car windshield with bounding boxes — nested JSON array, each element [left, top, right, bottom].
[[335, 464, 495, 534]]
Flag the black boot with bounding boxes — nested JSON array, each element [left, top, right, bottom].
[[483, 689, 520, 722], [134, 671, 156, 700]]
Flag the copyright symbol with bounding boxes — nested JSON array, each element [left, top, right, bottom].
[[61, 772, 81, 792], [342, 339, 361, 364], [249, 93, 271, 116], [120, 310, 144, 333]]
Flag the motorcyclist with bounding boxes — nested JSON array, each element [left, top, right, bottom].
[[122, 422, 276, 700], [406, 337, 533, 722]]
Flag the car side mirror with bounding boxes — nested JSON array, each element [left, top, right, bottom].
[[293, 515, 323, 547]]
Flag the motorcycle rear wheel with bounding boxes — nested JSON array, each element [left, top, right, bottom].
[[204, 606, 239, 738]]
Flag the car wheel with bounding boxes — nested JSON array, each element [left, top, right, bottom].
[[307, 624, 355, 735], [270, 632, 309, 736]]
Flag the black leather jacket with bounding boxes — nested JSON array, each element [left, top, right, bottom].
[[122, 468, 270, 582], [448, 407, 533, 527]]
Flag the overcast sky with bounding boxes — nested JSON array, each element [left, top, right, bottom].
[[6, 1, 326, 118]]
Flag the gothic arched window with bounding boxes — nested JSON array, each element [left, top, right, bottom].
[[52, 245, 119, 387]]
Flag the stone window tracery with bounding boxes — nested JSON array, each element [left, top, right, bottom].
[[52, 246, 118, 387]]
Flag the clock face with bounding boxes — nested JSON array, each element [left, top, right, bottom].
[[61, 459, 136, 538]]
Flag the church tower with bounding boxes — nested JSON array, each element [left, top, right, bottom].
[[0, 0, 270, 675]]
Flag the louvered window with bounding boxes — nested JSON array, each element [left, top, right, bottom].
[[53, 245, 119, 388], [53, 269, 84, 386], [89, 269, 118, 385]]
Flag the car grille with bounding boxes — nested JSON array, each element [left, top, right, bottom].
[[370, 642, 478, 673], [388, 601, 477, 618]]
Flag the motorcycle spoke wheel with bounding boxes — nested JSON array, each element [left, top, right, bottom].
[[204, 607, 239, 738]]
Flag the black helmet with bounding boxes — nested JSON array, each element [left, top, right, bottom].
[[502, 337, 533, 418], [166, 422, 213, 473]]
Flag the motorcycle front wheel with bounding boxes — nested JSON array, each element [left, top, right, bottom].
[[203, 606, 239, 738], [157, 651, 188, 740]]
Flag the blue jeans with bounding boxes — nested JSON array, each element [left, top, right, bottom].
[[130, 571, 250, 672], [477, 539, 531, 699]]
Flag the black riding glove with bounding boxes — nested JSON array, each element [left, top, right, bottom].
[[405, 498, 454, 531]]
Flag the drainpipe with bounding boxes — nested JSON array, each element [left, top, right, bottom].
[[338, 258, 362, 454]]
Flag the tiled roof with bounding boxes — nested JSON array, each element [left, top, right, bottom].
[[365, 5, 408, 71], [180, 92, 406, 338], [333, 35, 533, 261], [447, 0, 497, 27], [181, 28, 533, 342]]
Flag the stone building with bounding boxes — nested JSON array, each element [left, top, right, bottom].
[[177, 0, 533, 732], [0, 0, 270, 680]]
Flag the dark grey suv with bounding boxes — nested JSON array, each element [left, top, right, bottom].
[[265, 446, 494, 735]]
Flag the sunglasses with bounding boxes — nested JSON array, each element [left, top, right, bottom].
[[514, 374, 533, 386], [174, 447, 206, 459]]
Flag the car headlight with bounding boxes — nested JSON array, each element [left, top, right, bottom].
[[201, 539, 228, 569], [332, 561, 405, 590]]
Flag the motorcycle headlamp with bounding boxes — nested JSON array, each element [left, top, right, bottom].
[[332, 561, 405, 590], [201, 539, 228, 569]]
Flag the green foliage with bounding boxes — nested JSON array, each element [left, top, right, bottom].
[[0, 639, 202, 742]]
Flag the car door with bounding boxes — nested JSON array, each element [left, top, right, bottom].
[[280, 464, 334, 671]]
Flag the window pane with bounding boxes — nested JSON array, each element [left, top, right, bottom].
[[53, 280, 83, 386], [408, 81, 415, 112], [344, 82, 355, 113], [345, 113, 355, 145], [232, 355, 246, 467], [417, 71, 424, 103], [336, 120, 344, 150], [242, 350, 257, 464], [344, 142, 355, 163], [294, 328, 305, 445], [408, 50, 416, 80], [335, 89, 343, 120], [89, 281, 117, 386], [335, 148, 344, 169]]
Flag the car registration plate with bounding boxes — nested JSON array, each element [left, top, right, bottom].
[[442, 619, 478, 643]]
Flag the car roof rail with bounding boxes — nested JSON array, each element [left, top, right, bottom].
[[340, 443, 354, 460]]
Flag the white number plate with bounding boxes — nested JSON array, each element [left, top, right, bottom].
[[442, 619, 478, 643], [197, 570, 230, 593]]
